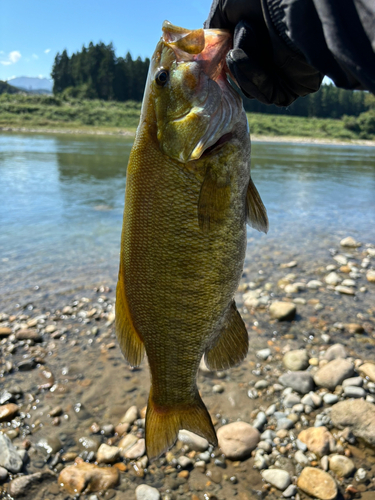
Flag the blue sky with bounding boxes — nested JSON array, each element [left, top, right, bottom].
[[0, 0, 213, 81]]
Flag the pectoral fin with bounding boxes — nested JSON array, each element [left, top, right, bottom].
[[246, 177, 269, 233], [205, 301, 249, 371], [115, 263, 145, 367], [198, 168, 231, 233]]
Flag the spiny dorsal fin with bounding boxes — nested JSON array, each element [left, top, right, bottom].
[[205, 301, 248, 371], [198, 168, 231, 233], [246, 177, 269, 233], [115, 263, 145, 367]]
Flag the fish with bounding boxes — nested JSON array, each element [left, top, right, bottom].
[[115, 21, 268, 461]]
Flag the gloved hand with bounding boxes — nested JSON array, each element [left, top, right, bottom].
[[205, 0, 323, 106]]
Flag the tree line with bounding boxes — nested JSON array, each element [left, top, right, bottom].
[[52, 42, 149, 101], [51, 42, 370, 119]]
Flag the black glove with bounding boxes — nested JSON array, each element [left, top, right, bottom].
[[205, 0, 323, 106]]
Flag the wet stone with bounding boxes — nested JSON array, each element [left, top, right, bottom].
[[279, 371, 314, 394], [323, 393, 339, 405], [217, 421, 260, 460], [9, 470, 55, 498], [314, 358, 354, 390], [261, 469, 291, 490], [329, 454, 355, 477], [295, 450, 309, 465], [283, 350, 309, 371], [58, 462, 119, 494], [37, 436, 62, 455], [135, 484, 161, 500], [178, 430, 209, 452], [331, 399, 375, 445], [0, 403, 19, 422], [120, 405, 138, 425], [123, 438, 145, 459], [78, 436, 101, 453], [17, 358, 36, 371], [15, 329, 43, 342], [323, 343, 347, 361], [344, 386, 366, 398], [297, 466, 338, 500], [342, 376, 363, 387], [96, 444, 120, 464], [256, 348, 271, 360], [0, 433, 23, 473], [118, 433, 138, 455], [269, 302, 296, 321]]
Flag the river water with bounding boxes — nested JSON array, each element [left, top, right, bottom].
[[1, 132, 375, 311]]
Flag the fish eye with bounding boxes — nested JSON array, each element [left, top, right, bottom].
[[155, 69, 169, 87]]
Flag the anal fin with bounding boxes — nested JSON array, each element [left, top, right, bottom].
[[115, 262, 145, 367], [145, 388, 217, 461], [246, 177, 269, 233], [205, 301, 248, 371], [198, 168, 231, 233]]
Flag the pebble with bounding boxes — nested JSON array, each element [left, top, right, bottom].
[[283, 484, 297, 498], [307, 280, 323, 289], [118, 433, 138, 454], [0, 466, 8, 482], [314, 358, 354, 390], [323, 343, 347, 361], [334, 254, 348, 265], [340, 236, 361, 248], [329, 454, 356, 477], [0, 433, 24, 473], [335, 285, 355, 295], [279, 371, 314, 394], [366, 270, 375, 283], [283, 350, 309, 371], [58, 462, 119, 494], [256, 348, 271, 360], [0, 327, 11, 337], [177, 456, 192, 468], [15, 329, 43, 342], [261, 469, 291, 490], [212, 384, 224, 393], [178, 430, 209, 452], [323, 393, 339, 404], [295, 450, 309, 465], [96, 444, 120, 464], [359, 362, 375, 382], [8, 471, 54, 498], [298, 427, 336, 456], [331, 399, 375, 445], [325, 272, 341, 286], [297, 466, 338, 500], [269, 302, 296, 321], [217, 421, 260, 460], [344, 386, 366, 398], [0, 403, 19, 422], [123, 438, 145, 459], [120, 405, 138, 424], [283, 393, 301, 407], [342, 376, 363, 387], [135, 484, 161, 500]]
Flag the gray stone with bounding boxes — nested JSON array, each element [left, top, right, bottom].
[[325, 272, 341, 286], [323, 393, 339, 405], [37, 436, 62, 455], [178, 430, 209, 452], [257, 441, 272, 453], [0, 433, 23, 473], [344, 386, 366, 398], [294, 450, 309, 465], [307, 280, 323, 289], [261, 469, 291, 490], [135, 484, 161, 500], [323, 343, 347, 361], [0, 466, 8, 482], [9, 471, 54, 498], [277, 418, 294, 430], [342, 376, 363, 387], [296, 439, 307, 451], [279, 371, 314, 394], [329, 454, 355, 477], [283, 350, 309, 371], [269, 302, 296, 321], [283, 484, 297, 498], [335, 285, 355, 295], [256, 348, 271, 360], [283, 393, 301, 408], [331, 399, 375, 445], [314, 358, 354, 390]]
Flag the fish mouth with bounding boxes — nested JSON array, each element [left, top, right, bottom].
[[200, 132, 233, 158]]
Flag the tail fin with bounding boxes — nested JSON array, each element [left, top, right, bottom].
[[145, 388, 217, 461]]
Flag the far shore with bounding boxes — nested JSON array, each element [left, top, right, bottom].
[[1, 125, 375, 147]]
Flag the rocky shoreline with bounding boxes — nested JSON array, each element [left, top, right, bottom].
[[0, 236, 375, 500]]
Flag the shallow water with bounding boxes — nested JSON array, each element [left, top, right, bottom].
[[1, 132, 375, 310]]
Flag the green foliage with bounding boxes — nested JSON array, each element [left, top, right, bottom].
[[0, 80, 20, 95], [344, 109, 375, 138], [244, 84, 369, 119], [51, 43, 149, 102]]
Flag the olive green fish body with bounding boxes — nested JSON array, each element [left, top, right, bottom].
[[116, 22, 268, 460]]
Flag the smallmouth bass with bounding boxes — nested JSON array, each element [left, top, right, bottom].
[[116, 21, 268, 460]]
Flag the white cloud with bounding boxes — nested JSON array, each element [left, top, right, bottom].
[[9, 51, 21, 63], [32, 54, 39, 59], [38, 74, 44, 79], [44, 48, 51, 54]]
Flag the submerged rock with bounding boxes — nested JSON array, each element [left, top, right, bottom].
[[9, 470, 55, 498], [58, 462, 119, 494], [269, 302, 296, 321], [0, 433, 23, 473], [283, 350, 309, 371], [135, 484, 161, 500]]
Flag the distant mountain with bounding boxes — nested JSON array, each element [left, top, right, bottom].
[[0, 80, 20, 95], [8, 76, 53, 93]]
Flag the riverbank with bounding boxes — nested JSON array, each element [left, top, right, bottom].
[[0, 236, 375, 499], [1, 93, 375, 145]]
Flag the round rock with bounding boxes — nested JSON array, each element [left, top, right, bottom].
[[135, 484, 161, 500], [297, 467, 337, 500], [178, 430, 209, 452], [323, 343, 347, 361], [269, 302, 296, 321], [314, 358, 354, 390], [329, 454, 355, 477], [298, 426, 336, 456], [331, 399, 375, 445], [217, 422, 260, 460], [261, 469, 291, 490], [279, 372, 314, 394], [283, 350, 309, 371]]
